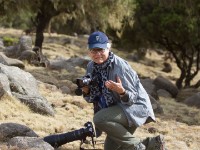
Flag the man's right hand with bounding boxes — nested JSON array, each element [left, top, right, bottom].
[[82, 86, 90, 95]]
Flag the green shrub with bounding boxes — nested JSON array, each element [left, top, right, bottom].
[[3, 36, 19, 46]]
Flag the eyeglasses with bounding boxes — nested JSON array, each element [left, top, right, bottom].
[[89, 48, 106, 54]]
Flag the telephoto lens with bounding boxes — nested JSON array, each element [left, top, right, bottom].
[[43, 121, 96, 148]]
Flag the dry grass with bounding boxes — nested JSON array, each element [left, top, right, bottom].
[[0, 28, 200, 150], [159, 97, 200, 125]]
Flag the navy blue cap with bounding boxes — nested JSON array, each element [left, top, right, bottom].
[[88, 31, 108, 49]]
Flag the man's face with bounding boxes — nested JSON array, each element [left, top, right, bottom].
[[89, 48, 109, 64]]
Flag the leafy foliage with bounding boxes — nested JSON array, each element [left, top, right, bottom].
[[132, 0, 200, 88], [0, 0, 133, 48], [0, 0, 133, 34], [3, 36, 18, 46], [0, 0, 34, 29], [50, 0, 133, 35]]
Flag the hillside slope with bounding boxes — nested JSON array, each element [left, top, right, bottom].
[[0, 28, 200, 150]]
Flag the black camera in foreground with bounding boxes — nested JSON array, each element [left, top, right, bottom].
[[75, 74, 96, 96], [44, 121, 96, 149]]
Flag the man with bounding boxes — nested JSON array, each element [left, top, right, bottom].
[[82, 31, 165, 150]]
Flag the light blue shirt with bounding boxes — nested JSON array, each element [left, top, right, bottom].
[[84, 54, 155, 127]]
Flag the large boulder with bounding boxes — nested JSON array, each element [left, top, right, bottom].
[[161, 62, 172, 73], [0, 73, 12, 95], [184, 92, 200, 108], [176, 88, 199, 102], [8, 137, 54, 150], [0, 52, 24, 69], [4, 35, 32, 58], [4, 45, 20, 58], [49, 56, 90, 71], [149, 95, 164, 114], [12, 93, 55, 116], [153, 76, 179, 98], [18, 35, 32, 52], [0, 123, 38, 142], [141, 78, 159, 100], [0, 63, 55, 116], [18, 50, 38, 63], [0, 82, 5, 98], [157, 89, 172, 98], [0, 38, 5, 51]]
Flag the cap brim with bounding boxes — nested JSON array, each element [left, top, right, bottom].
[[88, 43, 107, 49]]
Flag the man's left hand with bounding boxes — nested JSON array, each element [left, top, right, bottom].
[[105, 76, 125, 95]]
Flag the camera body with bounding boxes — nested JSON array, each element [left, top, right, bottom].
[[76, 75, 92, 88], [75, 74, 96, 96]]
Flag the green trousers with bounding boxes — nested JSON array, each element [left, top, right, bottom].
[[93, 105, 141, 150]]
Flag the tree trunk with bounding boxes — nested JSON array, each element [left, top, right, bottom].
[[35, 12, 51, 50], [176, 76, 183, 89], [34, 0, 59, 51]]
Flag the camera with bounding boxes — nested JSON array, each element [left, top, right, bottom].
[[75, 73, 97, 96], [43, 121, 96, 148], [76, 74, 93, 88]]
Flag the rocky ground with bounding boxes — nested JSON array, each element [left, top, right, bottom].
[[0, 28, 200, 150]]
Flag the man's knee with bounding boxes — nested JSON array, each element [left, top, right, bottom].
[[93, 113, 104, 126]]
